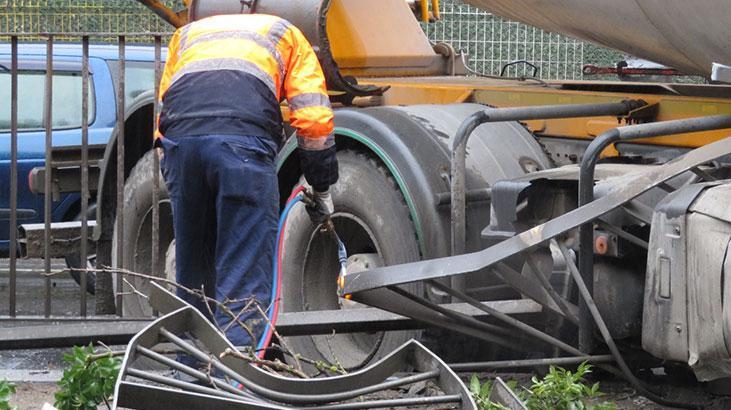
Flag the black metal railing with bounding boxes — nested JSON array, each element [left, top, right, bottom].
[[1, 32, 164, 330]]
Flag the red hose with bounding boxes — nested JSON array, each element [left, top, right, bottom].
[[258, 185, 306, 359]]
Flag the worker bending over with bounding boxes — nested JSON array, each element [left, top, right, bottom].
[[155, 8, 338, 348]]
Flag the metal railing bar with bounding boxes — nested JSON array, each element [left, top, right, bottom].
[[524, 254, 578, 324], [43, 36, 53, 318], [428, 279, 583, 357], [135, 345, 254, 399], [125, 368, 246, 402], [387, 286, 514, 340], [80, 35, 90, 317], [449, 354, 614, 372], [9, 35, 19, 318], [115, 35, 126, 316], [152, 35, 161, 280], [0, 316, 151, 322], [306, 395, 462, 410]]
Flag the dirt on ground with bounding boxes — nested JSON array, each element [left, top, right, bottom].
[[9, 383, 58, 410]]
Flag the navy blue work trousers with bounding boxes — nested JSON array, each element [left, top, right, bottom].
[[158, 134, 277, 348]]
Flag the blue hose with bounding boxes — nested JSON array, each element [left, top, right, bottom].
[[257, 193, 303, 353], [257, 193, 348, 354]]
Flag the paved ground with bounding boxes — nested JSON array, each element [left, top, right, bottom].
[[0, 258, 95, 317], [8, 383, 59, 409]]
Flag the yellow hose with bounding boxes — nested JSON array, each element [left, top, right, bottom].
[[432, 0, 440, 20]]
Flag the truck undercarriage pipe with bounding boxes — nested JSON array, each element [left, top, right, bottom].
[[450, 100, 645, 291], [577, 114, 731, 352]]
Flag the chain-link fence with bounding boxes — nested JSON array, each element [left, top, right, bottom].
[[0, 0, 625, 80], [423, 1, 623, 80], [0, 0, 183, 34]]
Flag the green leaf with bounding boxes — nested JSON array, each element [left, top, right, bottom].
[[469, 374, 481, 395], [480, 379, 493, 397]]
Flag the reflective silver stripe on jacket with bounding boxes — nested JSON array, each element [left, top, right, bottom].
[[297, 133, 335, 151], [177, 25, 193, 59], [181, 30, 285, 76], [266, 19, 291, 46], [288, 93, 331, 111], [170, 58, 277, 96]]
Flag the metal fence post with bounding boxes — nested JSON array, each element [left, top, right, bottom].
[[115, 35, 126, 316], [43, 35, 54, 318], [9, 35, 19, 317], [80, 35, 90, 316]]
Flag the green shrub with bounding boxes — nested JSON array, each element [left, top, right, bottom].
[[54, 345, 122, 410], [469, 362, 617, 410], [0, 380, 17, 410]]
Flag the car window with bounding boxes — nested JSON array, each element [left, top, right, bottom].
[[107, 61, 156, 108], [0, 71, 95, 131], [125, 64, 156, 103]]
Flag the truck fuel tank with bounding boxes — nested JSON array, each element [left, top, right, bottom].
[[643, 182, 731, 381]]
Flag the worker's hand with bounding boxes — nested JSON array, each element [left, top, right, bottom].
[[306, 189, 334, 225]]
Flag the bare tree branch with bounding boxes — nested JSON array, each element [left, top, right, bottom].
[[52, 266, 348, 379], [220, 348, 309, 379], [53, 266, 258, 346]]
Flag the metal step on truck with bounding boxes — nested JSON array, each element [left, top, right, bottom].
[[8, 0, 731, 407]]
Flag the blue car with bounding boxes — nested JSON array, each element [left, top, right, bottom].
[[0, 43, 164, 265]]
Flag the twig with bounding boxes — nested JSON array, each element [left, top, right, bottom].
[[221, 348, 309, 379], [204, 359, 218, 390], [85, 350, 125, 363], [222, 299, 256, 333], [200, 284, 220, 332], [122, 278, 149, 300], [263, 344, 347, 376], [325, 330, 347, 375], [87, 347, 181, 363], [253, 301, 303, 373]]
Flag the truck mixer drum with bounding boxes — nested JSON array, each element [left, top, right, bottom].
[[465, 0, 731, 76]]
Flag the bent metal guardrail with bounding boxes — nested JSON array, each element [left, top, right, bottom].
[[114, 282, 478, 410]]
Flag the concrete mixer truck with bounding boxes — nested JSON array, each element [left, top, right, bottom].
[[27, 0, 731, 401]]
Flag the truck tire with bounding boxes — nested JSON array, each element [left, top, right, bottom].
[[112, 150, 175, 317], [280, 150, 422, 370]]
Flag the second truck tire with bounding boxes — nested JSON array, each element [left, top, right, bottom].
[[113, 150, 175, 317]]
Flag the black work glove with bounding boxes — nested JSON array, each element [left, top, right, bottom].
[[305, 189, 334, 225]]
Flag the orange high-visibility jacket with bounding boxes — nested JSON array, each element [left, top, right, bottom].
[[157, 14, 337, 190]]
